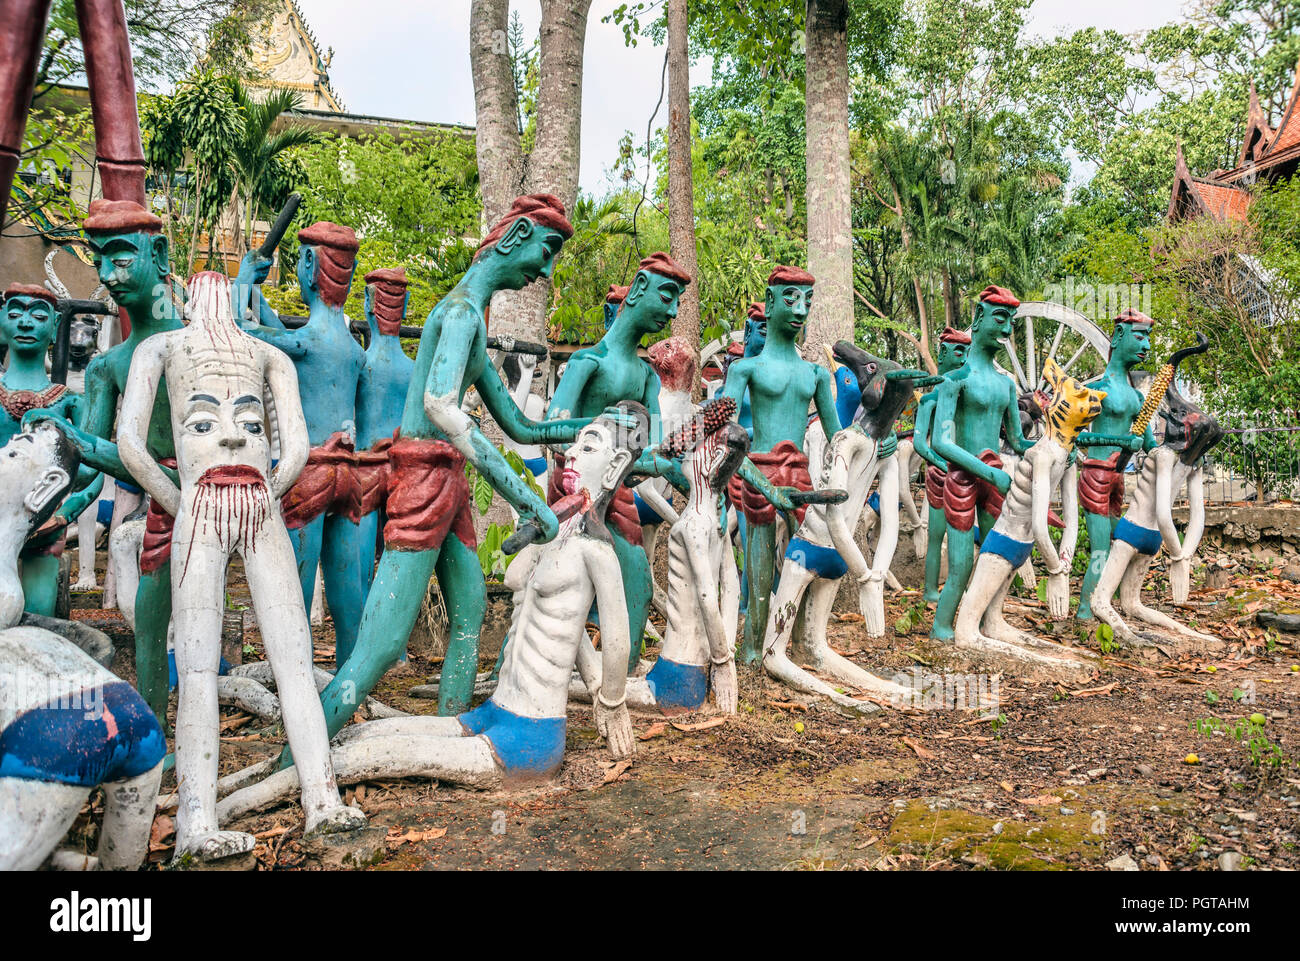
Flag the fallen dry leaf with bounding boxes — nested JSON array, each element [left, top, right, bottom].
[[670, 717, 727, 733], [602, 759, 634, 783], [637, 722, 668, 741], [1018, 794, 1063, 806], [1069, 682, 1117, 698], [902, 736, 935, 759], [148, 814, 174, 853], [385, 826, 447, 845]]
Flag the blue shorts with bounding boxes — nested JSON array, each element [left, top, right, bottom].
[[458, 699, 566, 779], [115, 478, 142, 496], [785, 537, 848, 580], [867, 491, 880, 515], [521, 456, 548, 480], [96, 498, 114, 525], [633, 491, 664, 526], [1114, 517, 1162, 556], [645, 656, 709, 711], [981, 529, 1033, 568], [0, 681, 166, 787]]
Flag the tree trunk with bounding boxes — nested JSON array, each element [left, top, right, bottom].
[[804, 0, 852, 369], [469, 0, 592, 532], [667, 0, 701, 390]]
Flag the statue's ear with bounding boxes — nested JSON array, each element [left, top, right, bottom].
[[602, 448, 633, 490], [495, 216, 534, 256], [765, 287, 776, 314], [151, 234, 170, 278], [623, 271, 650, 307], [25, 467, 69, 516], [301, 246, 318, 290]]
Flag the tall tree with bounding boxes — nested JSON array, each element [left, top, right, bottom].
[[804, 0, 852, 363], [469, 0, 593, 351], [667, 0, 701, 371]]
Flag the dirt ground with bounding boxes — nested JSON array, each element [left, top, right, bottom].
[[62, 549, 1300, 871]]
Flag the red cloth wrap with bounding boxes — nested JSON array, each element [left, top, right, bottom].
[[546, 458, 643, 546], [925, 464, 947, 510], [350, 436, 395, 523], [382, 437, 476, 552], [280, 432, 360, 530], [942, 450, 1005, 533], [1077, 450, 1125, 518], [727, 440, 813, 526], [139, 458, 178, 574]]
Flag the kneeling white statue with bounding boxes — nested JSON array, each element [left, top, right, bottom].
[[0, 422, 165, 870], [215, 403, 646, 820], [1090, 336, 1223, 647], [117, 272, 363, 863], [953, 359, 1112, 681]]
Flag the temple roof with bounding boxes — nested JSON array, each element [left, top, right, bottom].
[[245, 0, 344, 113], [1168, 59, 1300, 224]]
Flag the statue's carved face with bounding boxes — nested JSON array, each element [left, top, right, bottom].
[[1110, 321, 1152, 369], [623, 270, 684, 336], [179, 390, 271, 480], [1, 422, 74, 529], [937, 339, 969, 374], [1, 295, 57, 359], [971, 301, 1014, 347], [87, 231, 168, 315], [491, 220, 567, 291], [560, 421, 631, 499], [765, 284, 812, 340], [743, 316, 767, 356]]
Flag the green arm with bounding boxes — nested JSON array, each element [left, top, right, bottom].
[[548, 353, 596, 420], [911, 395, 945, 470], [1003, 377, 1034, 456], [57, 470, 103, 522], [424, 304, 557, 539], [632, 451, 690, 495], [476, 360, 588, 446], [241, 320, 307, 359], [813, 365, 842, 443]]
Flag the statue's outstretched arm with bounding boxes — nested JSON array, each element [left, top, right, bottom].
[[118, 337, 180, 517], [477, 360, 587, 446]]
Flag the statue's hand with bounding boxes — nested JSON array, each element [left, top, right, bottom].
[[711, 658, 738, 714], [1125, 435, 1145, 453], [517, 500, 559, 544], [879, 432, 898, 460], [990, 467, 1012, 495], [768, 486, 797, 513], [595, 697, 634, 759], [235, 249, 274, 286]]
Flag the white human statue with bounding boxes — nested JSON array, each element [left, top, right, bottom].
[[1090, 359, 1223, 646], [498, 348, 550, 495], [116, 271, 364, 862], [638, 336, 699, 620], [0, 421, 165, 871], [573, 397, 744, 714], [213, 403, 645, 822], [762, 343, 922, 712], [952, 359, 1104, 680]]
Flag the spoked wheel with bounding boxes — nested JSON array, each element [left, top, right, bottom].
[[998, 301, 1111, 438]]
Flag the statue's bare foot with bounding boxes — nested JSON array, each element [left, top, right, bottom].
[[72, 578, 98, 592], [305, 804, 368, 837], [175, 830, 256, 863], [830, 692, 882, 716]]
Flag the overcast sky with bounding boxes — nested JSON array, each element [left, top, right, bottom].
[[301, 0, 1190, 194]]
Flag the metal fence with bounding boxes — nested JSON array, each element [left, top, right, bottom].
[[1191, 408, 1300, 504]]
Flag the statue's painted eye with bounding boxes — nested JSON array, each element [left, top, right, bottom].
[[242, 421, 263, 435], [186, 414, 217, 435]]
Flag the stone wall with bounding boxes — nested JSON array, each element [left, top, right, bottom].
[[1171, 504, 1300, 563]]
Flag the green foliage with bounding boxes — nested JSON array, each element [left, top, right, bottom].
[[477, 522, 517, 583], [271, 131, 481, 325], [1189, 714, 1290, 772]]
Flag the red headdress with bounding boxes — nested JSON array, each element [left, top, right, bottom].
[[747, 301, 766, 322], [475, 193, 574, 257], [298, 221, 359, 308], [83, 199, 163, 235], [605, 284, 630, 305], [977, 285, 1020, 308], [637, 251, 692, 287], [365, 267, 409, 336], [939, 326, 971, 345], [1113, 307, 1154, 328], [767, 265, 816, 287], [3, 283, 57, 306]]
